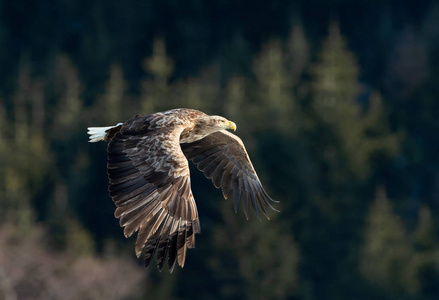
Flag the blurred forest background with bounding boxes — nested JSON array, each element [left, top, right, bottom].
[[0, 0, 438, 299]]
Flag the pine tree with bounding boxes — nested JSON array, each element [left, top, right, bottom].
[[360, 187, 418, 297], [52, 55, 83, 132], [141, 39, 175, 113], [252, 39, 296, 134], [99, 64, 127, 123], [308, 22, 400, 183], [286, 24, 310, 87], [224, 76, 246, 122], [310, 22, 363, 178]]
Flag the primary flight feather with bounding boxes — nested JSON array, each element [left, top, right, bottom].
[[87, 108, 278, 272]]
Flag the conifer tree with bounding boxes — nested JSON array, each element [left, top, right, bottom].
[[53, 55, 83, 132], [252, 40, 295, 133], [360, 187, 417, 297], [224, 76, 246, 125], [310, 24, 399, 177], [310, 22, 362, 178], [141, 39, 175, 113], [286, 24, 310, 87], [99, 64, 127, 123]]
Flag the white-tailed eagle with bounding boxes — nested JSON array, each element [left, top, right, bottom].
[[87, 108, 277, 272]]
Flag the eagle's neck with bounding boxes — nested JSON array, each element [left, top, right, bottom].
[[180, 124, 218, 144]]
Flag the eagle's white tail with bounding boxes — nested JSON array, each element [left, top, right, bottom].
[[87, 123, 123, 142]]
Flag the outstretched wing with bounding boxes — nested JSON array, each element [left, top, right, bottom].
[[107, 115, 200, 272], [181, 130, 278, 220]]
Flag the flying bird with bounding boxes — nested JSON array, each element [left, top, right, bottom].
[[87, 108, 278, 272]]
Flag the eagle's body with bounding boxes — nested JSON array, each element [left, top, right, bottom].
[[88, 108, 277, 272]]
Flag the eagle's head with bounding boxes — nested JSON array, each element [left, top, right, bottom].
[[185, 114, 237, 143], [195, 115, 236, 135], [208, 116, 237, 132]]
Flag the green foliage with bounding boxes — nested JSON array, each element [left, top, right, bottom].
[[141, 39, 175, 113], [360, 187, 417, 296], [310, 24, 400, 179], [251, 36, 304, 135], [99, 65, 127, 123], [361, 189, 439, 299]]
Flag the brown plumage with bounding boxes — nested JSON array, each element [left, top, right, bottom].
[[87, 108, 278, 272]]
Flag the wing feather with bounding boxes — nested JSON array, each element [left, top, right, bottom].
[[156, 216, 174, 271], [167, 218, 180, 272], [122, 201, 161, 238], [181, 130, 278, 219], [240, 177, 250, 219], [232, 179, 241, 213], [135, 208, 163, 255], [177, 223, 188, 267], [211, 159, 229, 187], [107, 114, 200, 272]]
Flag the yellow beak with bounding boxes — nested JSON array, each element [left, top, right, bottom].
[[227, 121, 237, 131]]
